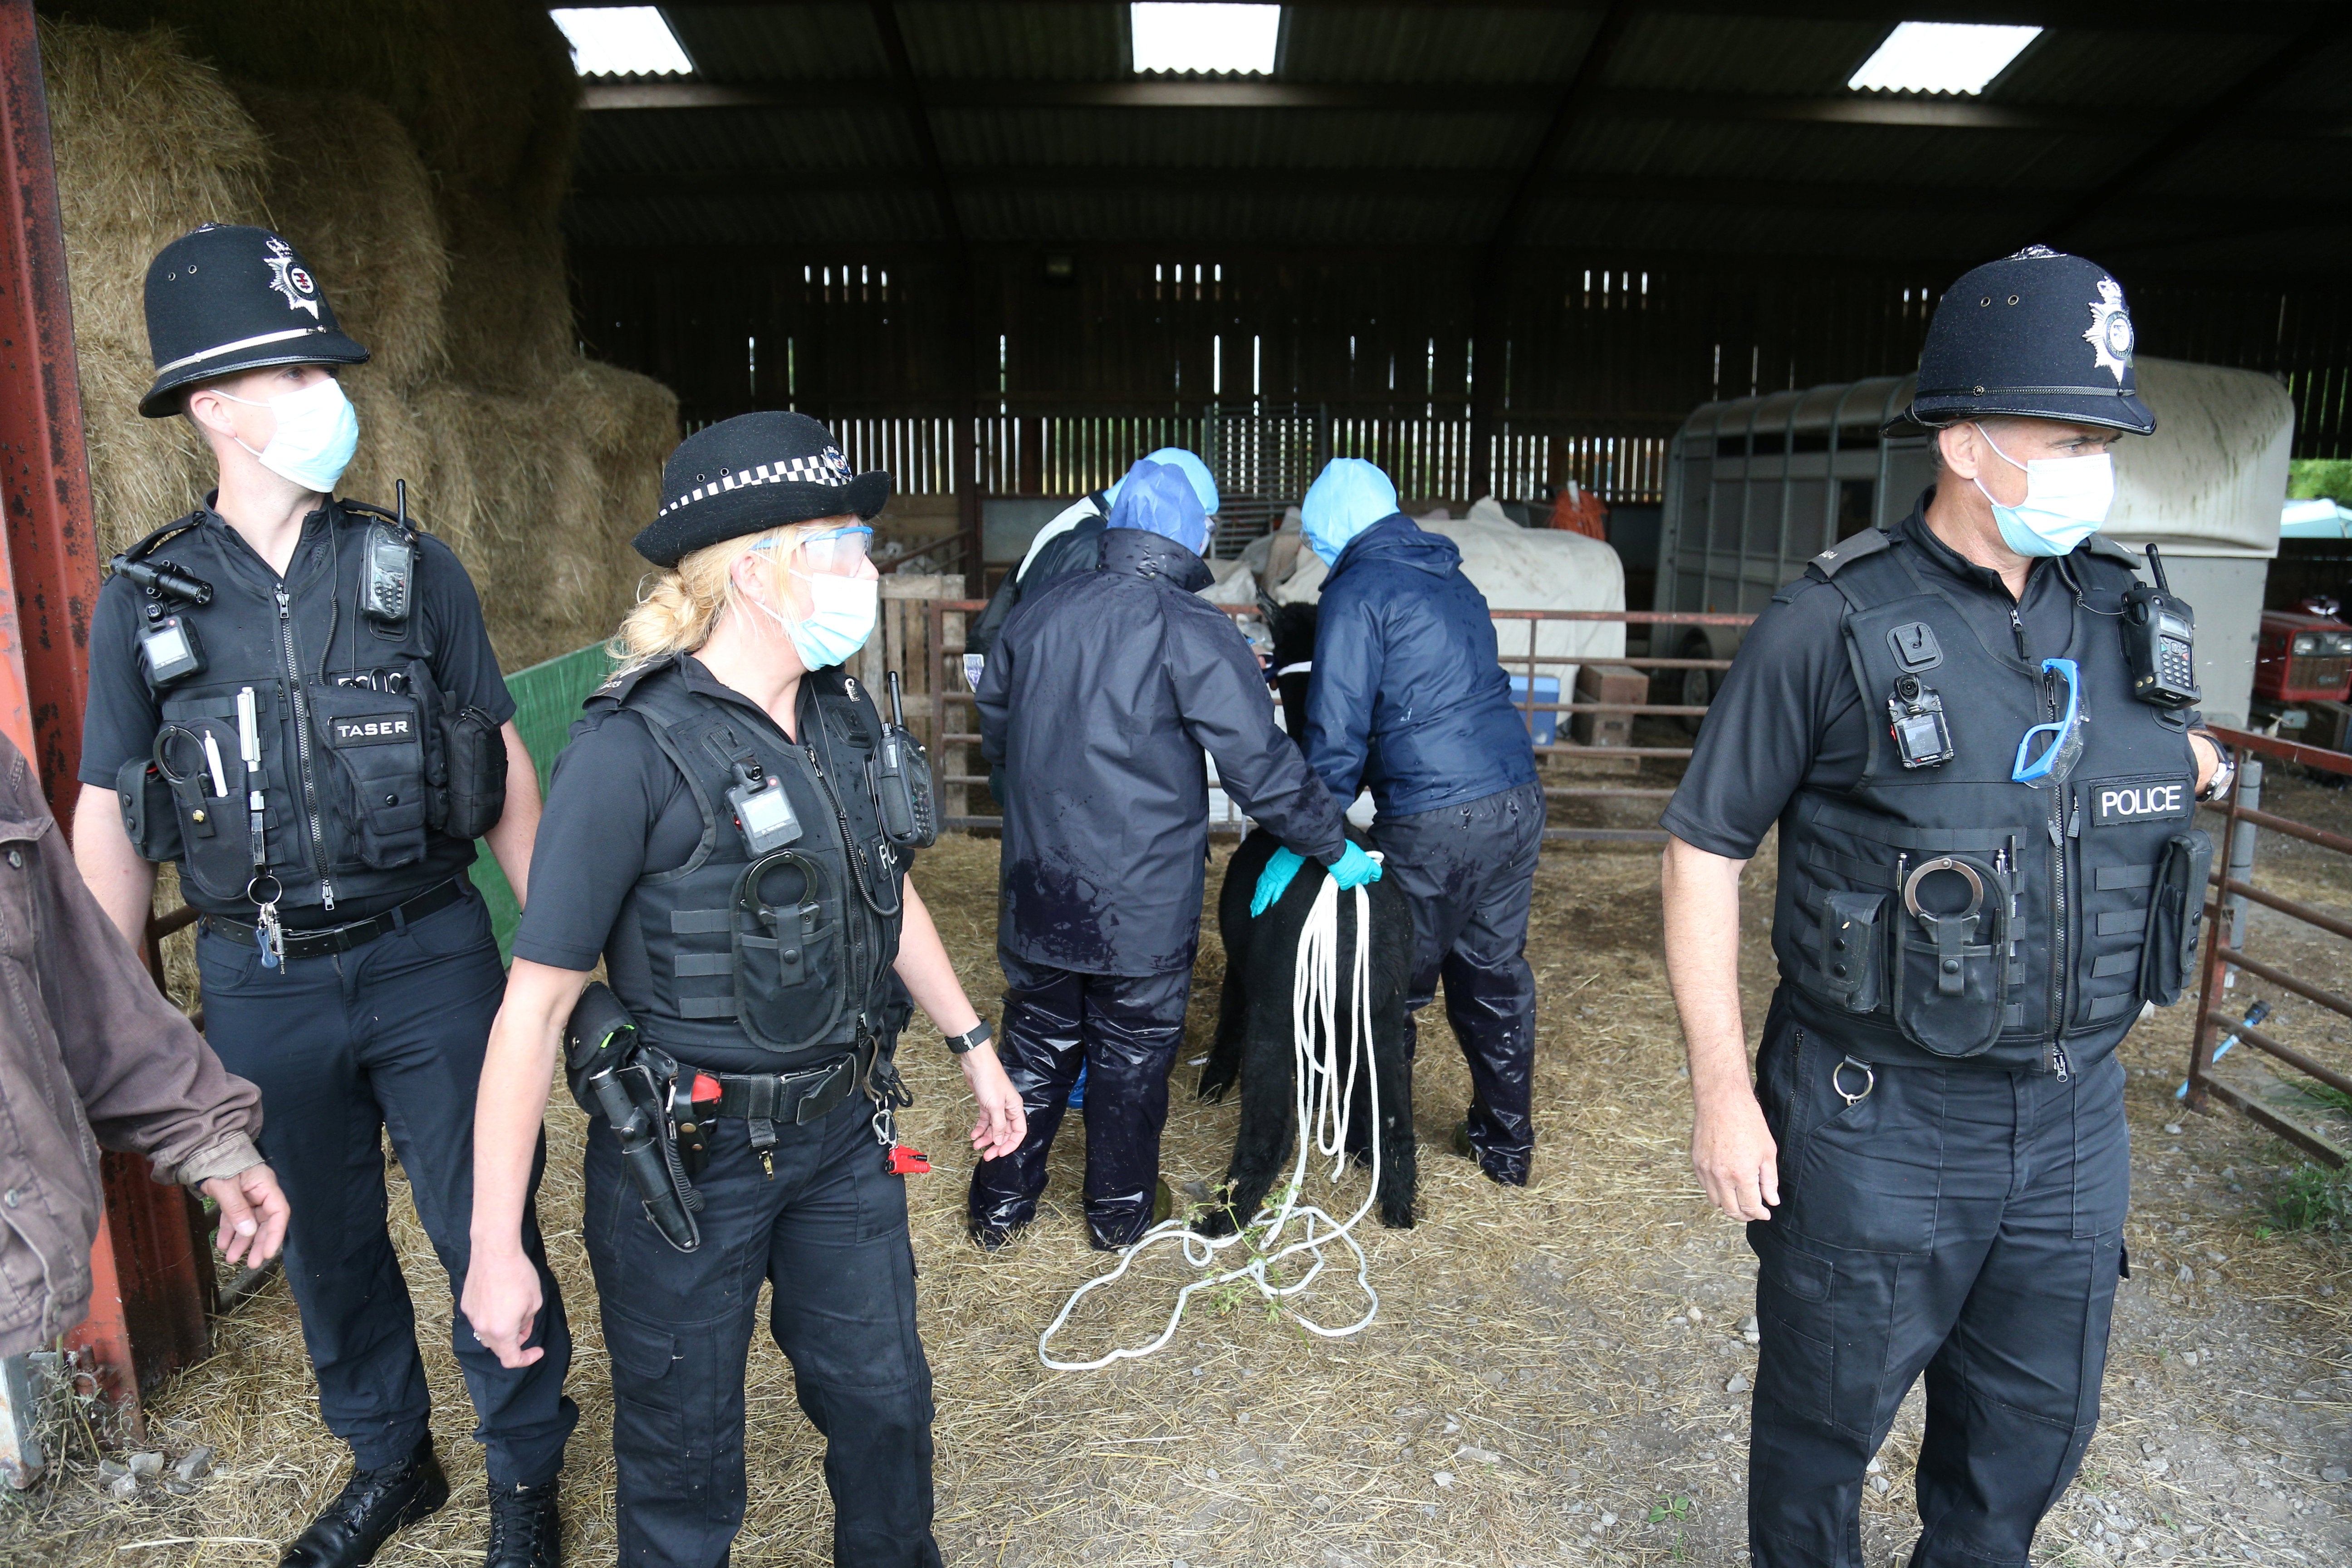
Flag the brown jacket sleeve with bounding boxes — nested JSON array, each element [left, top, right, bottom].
[[0, 737, 262, 1353]]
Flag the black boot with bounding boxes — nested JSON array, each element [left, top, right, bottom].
[[485, 1479, 562, 1568], [278, 1435, 450, 1568]]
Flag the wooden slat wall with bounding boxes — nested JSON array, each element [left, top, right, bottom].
[[575, 248, 2352, 470]]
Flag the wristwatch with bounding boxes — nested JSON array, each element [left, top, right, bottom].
[[945, 1019, 993, 1055], [2194, 733, 2236, 802]]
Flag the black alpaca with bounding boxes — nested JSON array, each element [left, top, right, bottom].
[[1196, 829, 1417, 1231], [1195, 598, 1417, 1231]]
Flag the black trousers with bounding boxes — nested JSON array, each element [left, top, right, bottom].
[[197, 887, 576, 1486], [966, 956, 1192, 1249], [1747, 996, 2131, 1568], [584, 1091, 941, 1568], [1372, 781, 1544, 1182]]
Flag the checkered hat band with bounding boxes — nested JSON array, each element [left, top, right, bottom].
[[661, 450, 855, 516]]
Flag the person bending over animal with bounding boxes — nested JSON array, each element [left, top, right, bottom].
[[969, 458, 1383, 1251], [1270, 459, 1546, 1187]]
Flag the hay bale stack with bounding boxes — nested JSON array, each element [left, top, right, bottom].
[[40, 15, 679, 667]]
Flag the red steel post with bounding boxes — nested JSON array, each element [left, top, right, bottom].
[[0, 1, 211, 1431]]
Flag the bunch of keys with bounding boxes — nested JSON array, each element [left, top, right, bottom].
[[248, 874, 286, 970]]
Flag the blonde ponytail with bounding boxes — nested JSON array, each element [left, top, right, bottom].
[[608, 519, 835, 672]]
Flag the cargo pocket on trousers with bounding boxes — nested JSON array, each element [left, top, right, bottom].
[[1751, 1233, 1834, 1427], [602, 1307, 685, 1459]]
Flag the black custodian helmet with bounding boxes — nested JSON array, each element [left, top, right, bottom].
[[634, 412, 890, 567], [1885, 245, 2155, 438], [139, 224, 370, 418]]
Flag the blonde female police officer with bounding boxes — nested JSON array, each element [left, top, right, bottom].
[[74, 225, 572, 1568], [463, 412, 1026, 1568], [1661, 247, 2232, 1568]]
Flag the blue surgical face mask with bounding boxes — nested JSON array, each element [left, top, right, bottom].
[[215, 376, 361, 494], [748, 538, 879, 670], [1971, 425, 2115, 559]]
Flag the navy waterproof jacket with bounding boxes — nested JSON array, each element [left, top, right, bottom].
[[980, 527, 1349, 976], [1305, 514, 1539, 818]]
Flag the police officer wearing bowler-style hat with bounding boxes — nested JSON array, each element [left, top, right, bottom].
[[1660, 246, 2234, 1568], [462, 412, 1027, 1568], [72, 224, 575, 1568]]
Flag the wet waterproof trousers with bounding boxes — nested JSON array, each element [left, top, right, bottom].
[[196, 887, 577, 1486], [1746, 998, 2130, 1568], [1371, 782, 1544, 1183], [966, 956, 1193, 1249], [583, 1091, 941, 1568]]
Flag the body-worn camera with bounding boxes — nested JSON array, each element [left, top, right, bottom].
[[1888, 674, 1956, 769], [727, 759, 803, 856], [2122, 543, 2200, 709], [111, 553, 214, 688]]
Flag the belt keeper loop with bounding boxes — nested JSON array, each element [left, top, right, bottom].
[[747, 1117, 777, 1152]]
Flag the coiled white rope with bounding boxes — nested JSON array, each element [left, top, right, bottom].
[[1039, 870, 1383, 1370]]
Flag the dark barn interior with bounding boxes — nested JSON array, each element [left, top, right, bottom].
[[564, 0, 2352, 582]]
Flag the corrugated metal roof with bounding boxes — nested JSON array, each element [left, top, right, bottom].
[[665, 5, 890, 83], [1279, 7, 1597, 85], [565, 2, 2352, 270]]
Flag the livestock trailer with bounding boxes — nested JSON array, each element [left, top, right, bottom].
[[1651, 359, 2293, 727]]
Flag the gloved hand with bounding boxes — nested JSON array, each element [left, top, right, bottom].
[[1250, 847, 1305, 917], [1328, 841, 1384, 892]]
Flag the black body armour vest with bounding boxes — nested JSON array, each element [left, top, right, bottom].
[[1773, 528, 2208, 1075], [593, 658, 907, 1071], [115, 504, 486, 921]]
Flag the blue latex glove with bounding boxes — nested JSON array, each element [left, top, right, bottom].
[[1250, 847, 1305, 917], [1328, 841, 1384, 892]]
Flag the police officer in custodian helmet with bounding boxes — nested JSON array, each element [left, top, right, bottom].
[[73, 225, 573, 1568], [462, 412, 1027, 1568], [1659, 247, 2234, 1567]]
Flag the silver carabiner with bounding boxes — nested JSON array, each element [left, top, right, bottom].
[[1832, 1055, 1877, 1107]]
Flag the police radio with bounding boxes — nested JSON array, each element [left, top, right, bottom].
[[872, 671, 939, 850], [110, 554, 213, 687], [2122, 543, 2200, 710], [360, 479, 417, 627]]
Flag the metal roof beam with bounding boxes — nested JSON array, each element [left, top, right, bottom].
[[2044, 4, 2352, 244], [576, 166, 2311, 220], [581, 80, 2345, 138], [627, 0, 2329, 36]]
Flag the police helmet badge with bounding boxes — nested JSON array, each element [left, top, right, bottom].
[[822, 446, 853, 482], [263, 236, 323, 321], [2083, 276, 2133, 384]]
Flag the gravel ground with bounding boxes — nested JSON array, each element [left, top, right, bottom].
[[3, 812, 2348, 1567]]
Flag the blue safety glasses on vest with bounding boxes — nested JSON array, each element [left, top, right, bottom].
[[2013, 657, 2085, 788]]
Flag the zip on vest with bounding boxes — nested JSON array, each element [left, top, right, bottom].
[[274, 585, 335, 910], [2044, 670, 2067, 1054], [801, 738, 877, 1029]]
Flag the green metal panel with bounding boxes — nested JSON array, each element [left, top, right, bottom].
[[466, 642, 614, 958]]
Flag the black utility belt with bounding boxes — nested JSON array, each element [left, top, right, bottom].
[[199, 877, 466, 960], [673, 1048, 866, 1131]]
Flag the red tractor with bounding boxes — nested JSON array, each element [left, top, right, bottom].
[[2255, 597, 2352, 704]]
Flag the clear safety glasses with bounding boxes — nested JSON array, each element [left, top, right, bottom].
[[755, 524, 872, 577], [2012, 657, 2084, 789]]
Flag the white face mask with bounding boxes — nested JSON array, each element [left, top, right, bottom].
[[211, 377, 361, 494], [746, 559, 879, 670], [1972, 425, 2115, 559]]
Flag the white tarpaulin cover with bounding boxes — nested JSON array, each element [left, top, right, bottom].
[[1249, 497, 1626, 691]]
